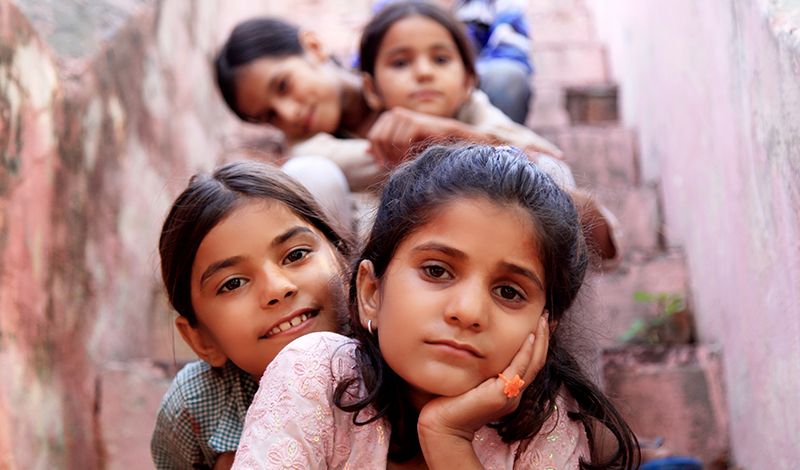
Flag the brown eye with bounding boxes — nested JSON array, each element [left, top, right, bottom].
[[284, 248, 311, 264], [426, 265, 446, 278], [422, 264, 452, 280], [278, 78, 288, 94], [494, 285, 523, 301], [219, 277, 248, 294]]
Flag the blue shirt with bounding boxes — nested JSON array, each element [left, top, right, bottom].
[[151, 360, 259, 469]]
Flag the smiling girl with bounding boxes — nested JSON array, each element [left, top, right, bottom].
[[151, 161, 351, 469], [232, 145, 639, 469]]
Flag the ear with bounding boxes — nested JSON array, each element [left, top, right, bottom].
[[298, 29, 328, 63], [356, 260, 382, 330], [175, 316, 228, 367], [464, 71, 477, 94], [361, 72, 385, 111]]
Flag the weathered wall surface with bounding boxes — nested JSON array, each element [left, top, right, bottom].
[[1, 2, 65, 467], [586, 0, 800, 468], [1, 0, 373, 467]]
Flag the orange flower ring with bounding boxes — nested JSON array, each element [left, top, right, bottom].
[[498, 373, 525, 398]]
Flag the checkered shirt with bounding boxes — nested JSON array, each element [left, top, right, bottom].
[[151, 360, 259, 469]]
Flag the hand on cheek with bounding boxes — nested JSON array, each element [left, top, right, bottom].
[[417, 314, 550, 441]]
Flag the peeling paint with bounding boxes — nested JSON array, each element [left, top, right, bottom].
[[11, 41, 57, 110], [82, 96, 101, 172]]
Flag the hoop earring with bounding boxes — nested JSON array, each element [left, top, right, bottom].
[[367, 319, 375, 335]]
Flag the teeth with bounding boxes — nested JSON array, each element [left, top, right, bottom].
[[264, 311, 316, 338]]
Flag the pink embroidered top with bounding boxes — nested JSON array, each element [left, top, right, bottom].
[[233, 332, 589, 469]]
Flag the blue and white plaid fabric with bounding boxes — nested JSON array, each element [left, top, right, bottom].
[[151, 360, 259, 469]]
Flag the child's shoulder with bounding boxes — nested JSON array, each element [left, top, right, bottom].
[[282, 331, 354, 354], [161, 360, 256, 410], [267, 332, 359, 378]]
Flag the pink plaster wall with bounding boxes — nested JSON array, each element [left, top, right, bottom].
[[585, 1, 800, 467], [1, 0, 374, 466]]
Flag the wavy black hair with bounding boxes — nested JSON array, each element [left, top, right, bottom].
[[333, 144, 639, 468]]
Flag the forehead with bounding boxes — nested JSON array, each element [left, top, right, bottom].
[[193, 200, 310, 263], [396, 197, 544, 277], [233, 55, 307, 113], [379, 14, 458, 53]]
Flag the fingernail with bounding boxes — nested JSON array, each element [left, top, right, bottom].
[[528, 333, 535, 344]]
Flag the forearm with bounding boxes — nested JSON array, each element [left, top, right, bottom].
[[418, 425, 484, 469], [440, 120, 501, 146]]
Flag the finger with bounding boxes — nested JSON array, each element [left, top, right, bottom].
[[497, 329, 537, 392], [522, 314, 550, 387], [384, 115, 409, 165], [367, 116, 391, 166]]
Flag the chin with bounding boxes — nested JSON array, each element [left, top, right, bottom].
[[416, 378, 479, 398]]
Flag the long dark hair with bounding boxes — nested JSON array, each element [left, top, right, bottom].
[[214, 17, 303, 122], [159, 160, 352, 326], [359, 1, 476, 79], [334, 144, 639, 468]]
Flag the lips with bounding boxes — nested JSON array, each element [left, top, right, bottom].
[[425, 339, 483, 358], [411, 89, 442, 101], [260, 308, 320, 339]]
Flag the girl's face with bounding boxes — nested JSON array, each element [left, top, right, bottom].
[[365, 15, 474, 118], [234, 40, 342, 141], [357, 197, 546, 407], [185, 200, 344, 378]]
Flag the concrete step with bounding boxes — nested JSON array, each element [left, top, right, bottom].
[[527, 0, 591, 17], [542, 125, 640, 189], [528, 84, 571, 129], [584, 250, 691, 350], [602, 344, 730, 468], [529, 10, 596, 46], [595, 184, 663, 255], [533, 43, 608, 87]]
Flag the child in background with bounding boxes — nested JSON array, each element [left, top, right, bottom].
[[215, 18, 384, 193], [359, 0, 619, 262], [233, 145, 639, 469], [214, 14, 558, 190], [151, 161, 351, 469]]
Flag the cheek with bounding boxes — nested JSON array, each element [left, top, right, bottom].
[[489, 315, 540, 369]]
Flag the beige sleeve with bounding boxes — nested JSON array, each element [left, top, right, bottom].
[[457, 89, 563, 158], [289, 133, 386, 192]]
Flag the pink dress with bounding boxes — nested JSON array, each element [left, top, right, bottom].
[[233, 332, 589, 469]]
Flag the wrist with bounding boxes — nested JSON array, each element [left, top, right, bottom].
[[417, 412, 476, 443], [419, 426, 478, 470]]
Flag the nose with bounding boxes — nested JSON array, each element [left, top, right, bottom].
[[413, 57, 434, 81], [260, 264, 298, 308], [274, 98, 303, 129], [443, 278, 489, 331]]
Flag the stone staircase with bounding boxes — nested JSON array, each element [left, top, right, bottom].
[[526, 1, 730, 467]]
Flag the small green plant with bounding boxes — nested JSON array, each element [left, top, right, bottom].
[[620, 291, 690, 344]]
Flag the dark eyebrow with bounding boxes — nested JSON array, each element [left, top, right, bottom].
[[411, 242, 466, 259], [199, 227, 315, 288], [200, 256, 245, 288], [412, 242, 544, 291], [500, 262, 545, 292], [385, 42, 455, 57], [272, 226, 316, 247]]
